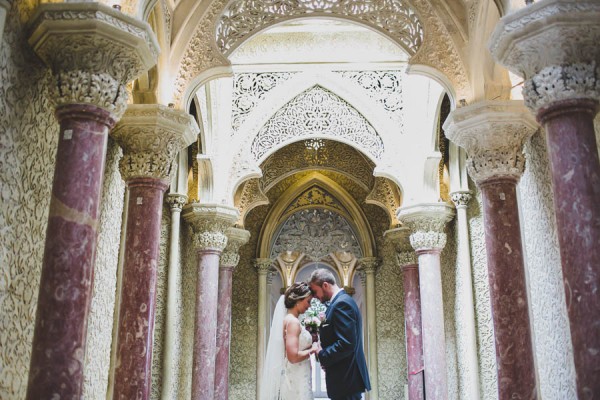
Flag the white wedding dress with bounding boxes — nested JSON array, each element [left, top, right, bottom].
[[261, 296, 314, 400], [280, 323, 313, 399]]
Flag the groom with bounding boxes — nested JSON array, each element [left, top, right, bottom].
[[309, 269, 371, 400]]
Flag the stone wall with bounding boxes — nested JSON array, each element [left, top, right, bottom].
[[441, 220, 459, 400], [0, 4, 58, 396]]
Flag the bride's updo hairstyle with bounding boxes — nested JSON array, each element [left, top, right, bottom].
[[284, 282, 311, 309]]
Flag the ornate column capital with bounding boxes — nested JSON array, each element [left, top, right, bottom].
[[450, 190, 472, 209], [384, 227, 417, 266], [112, 104, 199, 182], [359, 257, 379, 275], [27, 2, 159, 119], [220, 228, 251, 268], [166, 194, 188, 212], [254, 258, 273, 275], [489, 0, 600, 113], [397, 203, 455, 252], [182, 203, 239, 252], [443, 101, 538, 184], [397, 252, 418, 268]]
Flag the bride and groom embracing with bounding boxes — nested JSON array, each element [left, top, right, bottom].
[[261, 268, 371, 400]]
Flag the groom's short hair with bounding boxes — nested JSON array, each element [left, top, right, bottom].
[[310, 268, 336, 286]]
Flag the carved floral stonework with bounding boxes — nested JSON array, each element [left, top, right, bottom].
[[232, 72, 297, 133], [235, 178, 269, 226], [443, 101, 538, 184], [182, 203, 239, 251], [397, 203, 455, 252], [284, 185, 345, 215], [111, 105, 199, 182], [216, 0, 423, 56], [221, 228, 251, 267], [27, 3, 159, 117], [359, 257, 379, 274], [167, 194, 188, 212], [489, 0, 600, 112], [365, 177, 402, 227], [270, 208, 362, 260], [397, 251, 417, 267], [450, 190, 472, 209], [259, 140, 375, 192], [251, 85, 384, 161]]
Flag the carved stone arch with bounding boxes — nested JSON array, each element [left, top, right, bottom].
[[235, 71, 396, 149], [365, 177, 403, 228], [257, 172, 375, 259], [215, 4, 424, 57]]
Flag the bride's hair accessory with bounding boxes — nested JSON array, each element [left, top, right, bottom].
[[284, 282, 311, 308]]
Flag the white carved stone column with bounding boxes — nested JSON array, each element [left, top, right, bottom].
[[182, 204, 239, 400], [359, 257, 379, 400], [397, 203, 455, 400], [444, 101, 538, 399], [491, 2, 600, 396], [450, 191, 480, 400], [215, 228, 250, 400], [25, 4, 158, 398], [161, 194, 187, 400], [254, 258, 272, 399]]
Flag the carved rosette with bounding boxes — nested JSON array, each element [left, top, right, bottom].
[[220, 228, 251, 268], [397, 203, 455, 252], [443, 101, 538, 185], [359, 257, 379, 275], [182, 203, 239, 252], [27, 3, 159, 119], [255, 258, 273, 276], [489, 0, 600, 113], [111, 104, 199, 182], [450, 191, 472, 209], [167, 194, 188, 212]]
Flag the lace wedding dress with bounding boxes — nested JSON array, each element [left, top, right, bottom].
[[280, 324, 313, 400], [261, 296, 314, 400]]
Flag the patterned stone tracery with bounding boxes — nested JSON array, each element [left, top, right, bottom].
[[251, 85, 384, 161], [216, 0, 424, 56]]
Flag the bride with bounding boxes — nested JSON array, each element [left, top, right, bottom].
[[261, 282, 318, 400]]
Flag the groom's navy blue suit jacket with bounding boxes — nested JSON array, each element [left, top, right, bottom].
[[318, 290, 371, 399]]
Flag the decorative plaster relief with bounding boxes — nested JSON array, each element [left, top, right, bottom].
[[216, 0, 423, 56], [182, 203, 239, 251], [0, 7, 58, 397], [441, 223, 459, 400], [270, 208, 362, 260], [235, 178, 269, 227], [365, 177, 402, 227], [232, 72, 297, 133], [397, 203, 455, 252], [251, 85, 384, 161], [284, 185, 346, 215], [83, 139, 125, 399], [519, 131, 577, 399]]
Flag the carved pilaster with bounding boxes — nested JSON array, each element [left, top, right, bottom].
[[490, 0, 600, 113], [443, 101, 538, 185], [182, 203, 239, 252], [167, 194, 188, 212], [28, 2, 159, 119], [220, 228, 251, 268], [397, 203, 455, 252], [112, 104, 199, 182], [450, 190, 472, 209]]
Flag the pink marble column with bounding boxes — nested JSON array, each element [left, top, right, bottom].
[[110, 104, 197, 399], [444, 101, 539, 399], [183, 204, 239, 400], [490, 3, 600, 395], [397, 204, 455, 400], [402, 260, 425, 400], [215, 228, 250, 400], [25, 4, 158, 398]]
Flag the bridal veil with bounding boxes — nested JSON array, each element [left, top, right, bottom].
[[260, 295, 286, 400]]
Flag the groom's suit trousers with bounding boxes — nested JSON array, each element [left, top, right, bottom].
[[331, 393, 362, 400]]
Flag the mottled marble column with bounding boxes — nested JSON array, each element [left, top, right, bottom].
[[25, 4, 158, 398], [397, 204, 455, 400], [161, 194, 187, 400], [359, 257, 379, 400], [110, 105, 198, 400], [215, 228, 250, 400], [491, 3, 600, 396], [255, 258, 273, 400], [385, 227, 424, 400], [182, 204, 239, 400], [450, 191, 480, 400], [444, 101, 539, 399]]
